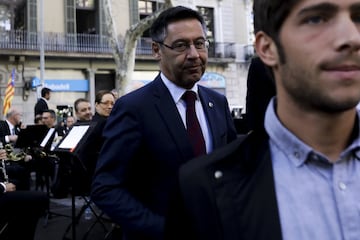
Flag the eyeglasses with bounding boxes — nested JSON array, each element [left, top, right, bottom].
[[156, 39, 209, 52], [99, 101, 114, 106]]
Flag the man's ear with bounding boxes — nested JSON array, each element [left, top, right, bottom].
[[254, 31, 278, 67], [152, 42, 161, 60]]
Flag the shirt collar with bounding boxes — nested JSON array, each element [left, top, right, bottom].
[[160, 72, 199, 104], [265, 98, 360, 166], [5, 120, 14, 132], [265, 98, 312, 167], [41, 97, 48, 103]]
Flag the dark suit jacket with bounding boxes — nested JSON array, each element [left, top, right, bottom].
[[245, 57, 276, 131], [0, 120, 19, 144], [34, 98, 48, 116], [0, 120, 11, 144], [91, 74, 237, 240], [0, 121, 29, 190], [165, 129, 282, 240], [0, 190, 49, 239]]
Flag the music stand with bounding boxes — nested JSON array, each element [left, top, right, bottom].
[[15, 125, 49, 149], [38, 128, 56, 191], [53, 122, 96, 240], [36, 128, 73, 228], [39, 128, 56, 151]]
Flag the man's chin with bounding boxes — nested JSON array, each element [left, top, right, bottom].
[[188, 72, 203, 81]]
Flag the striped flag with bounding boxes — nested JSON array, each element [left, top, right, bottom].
[[3, 68, 15, 116]]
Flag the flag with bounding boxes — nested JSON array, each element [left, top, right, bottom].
[[3, 68, 15, 116]]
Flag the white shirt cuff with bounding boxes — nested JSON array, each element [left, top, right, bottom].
[[0, 182, 6, 193]]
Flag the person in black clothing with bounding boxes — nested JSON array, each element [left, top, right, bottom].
[[34, 87, 51, 117], [245, 56, 276, 131], [0, 148, 49, 240], [64, 115, 75, 134], [41, 109, 66, 137], [0, 108, 22, 145], [0, 108, 32, 190], [75, 90, 115, 194], [34, 109, 65, 195]]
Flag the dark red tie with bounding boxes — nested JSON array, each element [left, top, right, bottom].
[[182, 91, 206, 157]]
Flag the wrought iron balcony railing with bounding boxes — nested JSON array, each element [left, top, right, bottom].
[[0, 30, 251, 61]]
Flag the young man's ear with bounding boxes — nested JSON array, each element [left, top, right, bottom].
[[152, 42, 161, 60], [254, 31, 278, 68]]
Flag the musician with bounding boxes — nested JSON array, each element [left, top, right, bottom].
[[41, 109, 66, 137], [0, 108, 22, 145], [64, 115, 75, 134], [0, 108, 31, 190], [0, 148, 49, 240], [34, 109, 64, 195]]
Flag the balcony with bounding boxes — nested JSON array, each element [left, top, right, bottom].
[[0, 30, 250, 61]]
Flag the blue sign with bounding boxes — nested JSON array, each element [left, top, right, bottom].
[[199, 72, 226, 88], [32, 78, 89, 92]]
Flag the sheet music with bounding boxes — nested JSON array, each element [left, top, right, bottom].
[[57, 125, 89, 149], [40, 128, 55, 147]]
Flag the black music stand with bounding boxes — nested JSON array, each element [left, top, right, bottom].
[[38, 128, 57, 195], [15, 124, 49, 149], [39, 128, 57, 152], [37, 128, 72, 226], [53, 122, 96, 240]]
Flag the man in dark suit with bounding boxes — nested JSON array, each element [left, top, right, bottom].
[[0, 148, 49, 240], [91, 6, 237, 240], [34, 87, 51, 117], [165, 0, 360, 239], [0, 108, 31, 190], [0, 108, 22, 145]]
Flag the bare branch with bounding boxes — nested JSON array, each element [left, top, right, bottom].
[[104, 0, 173, 95]]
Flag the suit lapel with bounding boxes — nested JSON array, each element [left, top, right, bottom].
[[152, 76, 194, 161], [198, 87, 226, 149]]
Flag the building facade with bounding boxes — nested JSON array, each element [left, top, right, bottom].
[[0, 0, 253, 125]]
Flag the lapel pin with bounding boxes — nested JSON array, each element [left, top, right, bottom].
[[209, 102, 214, 108]]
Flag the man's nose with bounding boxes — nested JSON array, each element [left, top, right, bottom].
[[186, 44, 200, 58], [334, 16, 360, 52]]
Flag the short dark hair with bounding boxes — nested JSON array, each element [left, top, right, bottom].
[[41, 87, 51, 97], [34, 114, 42, 124], [150, 6, 207, 43], [74, 98, 90, 113], [253, 0, 299, 63], [42, 109, 56, 119], [95, 90, 114, 104]]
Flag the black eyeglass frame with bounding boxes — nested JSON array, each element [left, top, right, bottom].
[[99, 101, 115, 106], [156, 39, 210, 52]]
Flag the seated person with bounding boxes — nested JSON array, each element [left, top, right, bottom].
[[0, 148, 49, 240]]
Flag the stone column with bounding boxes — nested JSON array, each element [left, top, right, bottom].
[[86, 68, 96, 114]]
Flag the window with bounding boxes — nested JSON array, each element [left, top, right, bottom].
[[138, 0, 162, 15], [138, 0, 163, 37], [28, 0, 37, 32], [65, 0, 76, 34], [0, 5, 11, 31], [197, 6, 214, 41], [76, 0, 94, 9], [197, 6, 215, 56]]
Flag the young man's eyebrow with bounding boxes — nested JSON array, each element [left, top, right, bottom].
[[350, 3, 360, 12], [297, 3, 338, 16]]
